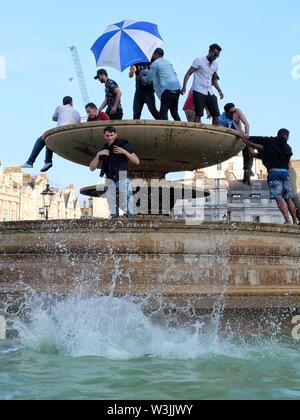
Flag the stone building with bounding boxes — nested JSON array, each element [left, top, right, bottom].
[[227, 180, 283, 224], [290, 160, 300, 218], [203, 153, 267, 182], [175, 157, 300, 224], [175, 176, 285, 224], [81, 197, 109, 219], [0, 165, 81, 221]]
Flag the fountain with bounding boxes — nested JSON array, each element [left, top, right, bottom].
[[1, 120, 300, 334]]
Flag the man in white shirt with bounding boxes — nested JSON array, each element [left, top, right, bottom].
[[181, 44, 224, 125], [21, 96, 81, 172], [52, 97, 81, 127]]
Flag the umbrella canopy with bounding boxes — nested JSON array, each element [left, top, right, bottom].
[[91, 20, 163, 72]]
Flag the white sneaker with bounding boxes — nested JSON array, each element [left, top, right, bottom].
[[21, 162, 33, 169], [40, 163, 53, 172]]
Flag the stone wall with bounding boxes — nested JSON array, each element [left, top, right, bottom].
[[1, 219, 300, 312]]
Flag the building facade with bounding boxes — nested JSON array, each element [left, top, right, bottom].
[[0, 165, 81, 221], [202, 153, 267, 182], [175, 177, 285, 224], [174, 156, 300, 224]]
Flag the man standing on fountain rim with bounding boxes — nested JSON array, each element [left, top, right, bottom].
[[90, 126, 140, 219], [181, 44, 224, 125], [140, 48, 181, 121], [129, 62, 160, 120], [94, 69, 123, 120], [240, 129, 299, 225]]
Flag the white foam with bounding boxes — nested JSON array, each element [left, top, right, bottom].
[[8, 292, 281, 361]]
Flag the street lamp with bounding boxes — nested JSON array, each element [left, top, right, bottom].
[[227, 208, 232, 223], [41, 184, 55, 220]]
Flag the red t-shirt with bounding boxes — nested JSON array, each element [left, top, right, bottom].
[[183, 89, 195, 112], [88, 111, 110, 122]]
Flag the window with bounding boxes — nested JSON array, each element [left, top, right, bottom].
[[232, 194, 242, 203], [217, 163, 222, 171], [251, 194, 261, 204], [228, 163, 234, 172], [252, 216, 260, 223]]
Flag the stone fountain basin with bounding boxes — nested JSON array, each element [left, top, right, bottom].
[[44, 120, 244, 176], [1, 219, 300, 309]]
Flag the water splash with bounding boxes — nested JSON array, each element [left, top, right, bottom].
[[4, 289, 293, 362]]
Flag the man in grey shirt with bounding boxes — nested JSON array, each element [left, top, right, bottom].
[[141, 48, 181, 121], [181, 44, 224, 125]]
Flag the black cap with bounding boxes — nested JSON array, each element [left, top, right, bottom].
[[94, 69, 108, 80]]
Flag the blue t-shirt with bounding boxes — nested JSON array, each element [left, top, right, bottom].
[[219, 112, 239, 130]]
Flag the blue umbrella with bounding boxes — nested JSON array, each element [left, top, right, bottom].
[[91, 20, 163, 72]]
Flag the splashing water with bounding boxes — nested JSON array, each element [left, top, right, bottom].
[[2, 289, 295, 362], [1, 289, 300, 400], [8, 292, 224, 360]]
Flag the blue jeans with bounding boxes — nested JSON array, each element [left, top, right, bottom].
[[105, 178, 134, 217], [26, 136, 53, 165]]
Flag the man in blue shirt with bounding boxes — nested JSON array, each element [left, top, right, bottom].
[[220, 103, 254, 186], [219, 104, 239, 130], [141, 48, 181, 121]]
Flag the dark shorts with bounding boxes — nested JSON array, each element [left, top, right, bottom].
[[267, 171, 293, 200], [193, 91, 220, 118]]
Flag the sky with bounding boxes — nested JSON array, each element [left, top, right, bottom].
[[0, 0, 300, 194]]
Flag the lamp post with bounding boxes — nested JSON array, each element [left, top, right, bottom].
[[41, 184, 55, 220], [227, 207, 232, 223]]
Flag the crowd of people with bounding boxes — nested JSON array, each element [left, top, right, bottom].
[[20, 44, 299, 224]]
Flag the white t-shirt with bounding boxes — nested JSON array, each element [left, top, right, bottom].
[[191, 56, 218, 95], [53, 105, 81, 127]]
